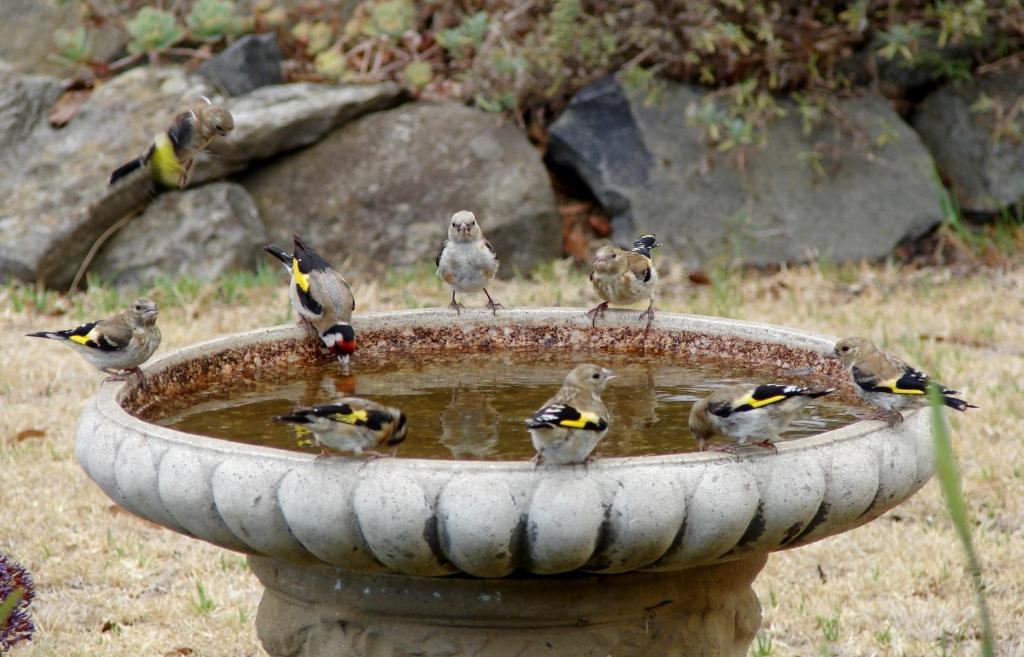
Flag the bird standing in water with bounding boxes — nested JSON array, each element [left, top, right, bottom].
[[109, 97, 234, 190], [527, 364, 614, 465], [264, 235, 357, 372], [832, 337, 976, 427], [26, 298, 161, 383], [435, 210, 502, 315], [588, 234, 661, 329], [689, 384, 835, 452], [276, 397, 408, 459]]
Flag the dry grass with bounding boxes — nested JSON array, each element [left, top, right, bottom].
[[1, 260, 1022, 656]]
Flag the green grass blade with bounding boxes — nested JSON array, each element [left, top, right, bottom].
[[0, 587, 23, 628], [928, 384, 995, 657]]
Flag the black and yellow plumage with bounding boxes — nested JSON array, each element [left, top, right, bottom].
[[527, 404, 608, 432], [588, 233, 661, 329], [276, 397, 408, 458], [527, 364, 613, 465], [109, 99, 234, 190]]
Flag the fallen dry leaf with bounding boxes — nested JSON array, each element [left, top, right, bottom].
[[164, 648, 194, 657], [49, 89, 93, 128], [12, 429, 45, 443], [688, 271, 712, 285]]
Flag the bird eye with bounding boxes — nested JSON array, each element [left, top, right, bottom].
[[591, 373, 600, 379]]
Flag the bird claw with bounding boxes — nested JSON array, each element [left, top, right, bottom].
[[586, 302, 608, 327], [448, 300, 465, 314], [753, 439, 778, 453], [531, 453, 544, 468], [640, 305, 655, 331], [869, 410, 904, 428], [485, 300, 504, 315], [709, 444, 739, 454]]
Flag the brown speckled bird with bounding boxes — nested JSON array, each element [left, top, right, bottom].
[[689, 384, 835, 452], [26, 298, 161, 383], [276, 397, 408, 459], [833, 337, 976, 427], [587, 234, 660, 329], [527, 364, 613, 465]]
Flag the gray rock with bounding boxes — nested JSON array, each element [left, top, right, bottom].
[[913, 71, 1024, 214], [198, 33, 283, 97], [195, 81, 405, 183], [0, 63, 403, 287], [0, 62, 62, 155], [90, 182, 266, 287], [0, 0, 124, 76], [241, 102, 560, 278], [548, 76, 941, 267]]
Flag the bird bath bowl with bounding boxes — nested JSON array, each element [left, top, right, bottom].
[[75, 308, 934, 657]]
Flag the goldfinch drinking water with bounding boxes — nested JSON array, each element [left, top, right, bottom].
[[588, 234, 661, 329], [264, 235, 357, 373], [527, 364, 613, 465], [276, 397, 408, 459], [26, 298, 161, 383], [109, 98, 234, 190], [833, 337, 976, 427], [435, 210, 502, 315], [689, 384, 835, 452]]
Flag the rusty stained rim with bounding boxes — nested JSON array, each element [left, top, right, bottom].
[[95, 306, 914, 470]]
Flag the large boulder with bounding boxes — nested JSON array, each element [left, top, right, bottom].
[[197, 33, 283, 97], [0, 62, 62, 155], [90, 182, 266, 288], [913, 70, 1024, 214], [548, 76, 942, 267], [0, 63, 403, 287], [241, 102, 560, 277]]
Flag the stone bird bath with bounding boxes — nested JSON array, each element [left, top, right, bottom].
[[75, 308, 934, 657]]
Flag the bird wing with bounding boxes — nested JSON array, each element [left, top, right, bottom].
[[318, 403, 394, 431], [51, 319, 131, 352], [708, 384, 822, 417], [435, 240, 448, 268], [527, 404, 608, 431], [166, 110, 196, 157], [623, 251, 653, 282], [854, 364, 935, 396]]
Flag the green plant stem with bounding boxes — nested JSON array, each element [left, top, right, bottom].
[[928, 384, 995, 657], [0, 587, 24, 628]]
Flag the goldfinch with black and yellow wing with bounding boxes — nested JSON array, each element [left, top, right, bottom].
[[527, 364, 613, 465], [689, 384, 835, 452], [264, 235, 357, 372], [833, 337, 976, 426], [276, 397, 408, 459], [588, 234, 661, 329], [26, 298, 161, 383], [109, 98, 234, 190], [435, 210, 502, 315]]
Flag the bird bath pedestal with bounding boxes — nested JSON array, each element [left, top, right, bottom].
[[74, 309, 934, 657]]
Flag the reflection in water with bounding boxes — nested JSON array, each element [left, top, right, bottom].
[[147, 351, 864, 460]]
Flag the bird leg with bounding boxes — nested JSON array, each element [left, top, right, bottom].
[[640, 300, 655, 331], [314, 446, 335, 461], [752, 439, 778, 453], [362, 450, 388, 460], [869, 409, 904, 428], [531, 453, 545, 467], [586, 301, 609, 327], [483, 288, 504, 315], [178, 159, 195, 189], [448, 290, 465, 314]]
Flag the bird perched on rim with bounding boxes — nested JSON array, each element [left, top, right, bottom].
[[527, 364, 614, 465], [587, 234, 661, 329], [689, 383, 835, 452], [264, 235, 357, 372], [26, 298, 161, 383], [275, 397, 408, 459], [435, 210, 502, 315], [109, 97, 234, 190], [833, 337, 977, 427]]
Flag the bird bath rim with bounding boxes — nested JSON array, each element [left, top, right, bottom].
[[75, 307, 934, 579]]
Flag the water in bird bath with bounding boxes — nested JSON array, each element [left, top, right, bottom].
[[143, 351, 864, 459]]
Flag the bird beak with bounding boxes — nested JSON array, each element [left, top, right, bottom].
[[602, 368, 615, 380], [824, 351, 839, 361], [458, 224, 471, 236]]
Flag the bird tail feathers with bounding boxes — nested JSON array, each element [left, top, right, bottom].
[[943, 396, 977, 412], [25, 331, 64, 341], [109, 157, 144, 186]]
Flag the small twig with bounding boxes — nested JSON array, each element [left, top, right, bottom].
[[976, 51, 1024, 75], [69, 211, 140, 293], [164, 47, 213, 60]]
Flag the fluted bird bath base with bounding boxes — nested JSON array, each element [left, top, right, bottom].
[[75, 309, 935, 657], [251, 555, 766, 657]]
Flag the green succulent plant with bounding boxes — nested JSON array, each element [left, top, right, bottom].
[[53, 26, 91, 63], [126, 7, 185, 56], [402, 60, 433, 88], [364, 0, 415, 40], [186, 0, 249, 42], [293, 21, 333, 56], [314, 50, 347, 80], [436, 11, 489, 59]]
